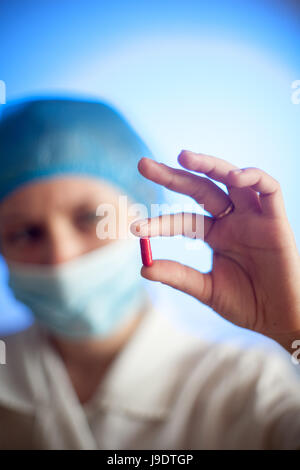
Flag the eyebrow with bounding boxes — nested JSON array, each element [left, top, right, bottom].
[[0, 201, 100, 222], [0, 213, 31, 222]]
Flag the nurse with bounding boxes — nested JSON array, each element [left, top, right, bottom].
[[0, 96, 300, 450], [0, 97, 159, 403]]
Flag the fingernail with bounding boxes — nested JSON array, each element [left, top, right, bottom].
[[231, 169, 243, 174], [130, 219, 149, 233], [133, 219, 149, 227]]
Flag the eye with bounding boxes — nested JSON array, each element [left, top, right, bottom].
[[6, 225, 45, 244]]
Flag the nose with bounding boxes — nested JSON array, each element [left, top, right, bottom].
[[42, 219, 85, 265]]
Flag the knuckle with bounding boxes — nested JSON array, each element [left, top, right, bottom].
[[164, 172, 176, 190], [272, 177, 280, 189]]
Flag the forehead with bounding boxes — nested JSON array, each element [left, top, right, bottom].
[[0, 177, 124, 220]]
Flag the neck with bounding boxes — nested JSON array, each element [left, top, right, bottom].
[[46, 301, 150, 371]]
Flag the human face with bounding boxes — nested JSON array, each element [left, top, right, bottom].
[[0, 177, 131, 265]]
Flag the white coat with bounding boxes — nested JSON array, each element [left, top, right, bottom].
[[1, 305, 300, 450]]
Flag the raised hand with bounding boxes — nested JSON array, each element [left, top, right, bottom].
[[130, 150, 300, 353]]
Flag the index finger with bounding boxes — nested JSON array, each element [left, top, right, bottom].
[[130, 212, 214, 241], [138, 154, 260, 214], [137, 156, 230, 217]]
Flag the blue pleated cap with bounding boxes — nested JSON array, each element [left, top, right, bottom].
[[0, 96, 161, 208]]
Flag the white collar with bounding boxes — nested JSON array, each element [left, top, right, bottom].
[[83, 306, 207, 420], [0, 305, 205, 421]]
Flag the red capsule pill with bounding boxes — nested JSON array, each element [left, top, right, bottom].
[[140, 237, 153, 267]]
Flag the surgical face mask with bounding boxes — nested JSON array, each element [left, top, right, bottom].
[[7, 238, 145, 340]]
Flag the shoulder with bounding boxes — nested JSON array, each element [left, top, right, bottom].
[[172, 328, 300, 401], [171, 336, 300, 449], [1, 323, 41, 364], [0, 324, 44, 411], [152, 308, 300, 384], [142, 307, 296, 381]]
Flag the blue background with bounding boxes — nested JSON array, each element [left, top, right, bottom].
[[0, 0, 299, 351]]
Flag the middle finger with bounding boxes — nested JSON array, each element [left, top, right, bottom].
[[138, 157, 230, 218], [178, 150, 261, 211]]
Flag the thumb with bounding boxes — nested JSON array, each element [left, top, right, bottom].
[[141, 259, 213, 307]]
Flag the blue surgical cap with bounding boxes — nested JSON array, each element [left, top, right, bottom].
[[0, 96, 160, 207]]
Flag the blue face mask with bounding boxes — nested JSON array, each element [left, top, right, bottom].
[[7, 239, 145, 340]]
